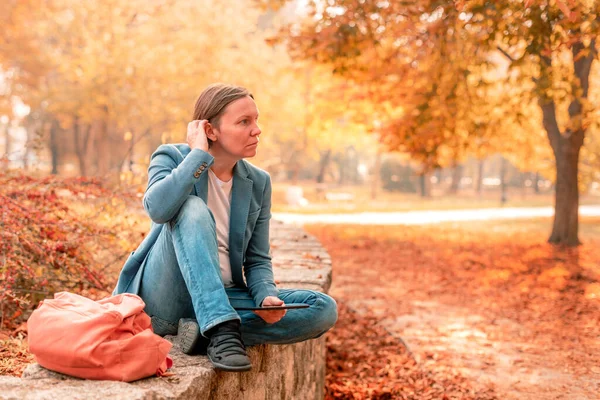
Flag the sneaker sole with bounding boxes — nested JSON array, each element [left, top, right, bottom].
[[177, 319, 201, 355], [208, 357, 252, 372]]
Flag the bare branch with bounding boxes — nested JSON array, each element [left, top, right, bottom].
[[538, 99, 562, 154], [496, 45, 516, 62]]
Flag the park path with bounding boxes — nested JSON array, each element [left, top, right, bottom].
[[274, 205, 600, 225], [343, 297, 597, 400], [307, 224, 600, 400]]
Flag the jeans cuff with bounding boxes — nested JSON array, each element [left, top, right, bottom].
[[201, 313, 241, 337]]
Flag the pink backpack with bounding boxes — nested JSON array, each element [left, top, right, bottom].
[[27, 291, 172, 382]]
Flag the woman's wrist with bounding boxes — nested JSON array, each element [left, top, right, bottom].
[[192, 144, 209, 152]]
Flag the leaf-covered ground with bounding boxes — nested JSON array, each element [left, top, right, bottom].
[[306, 221, 600, 400], [2, 172, 598, 399]]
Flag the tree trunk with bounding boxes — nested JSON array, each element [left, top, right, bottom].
[[500, 157, 507, 205], [533, 172, 540, 194], [537, 39, 594, 246], [128, 130, 135, 172], [370, 149, 381, 200], [448, 163, 462, 194], [548, 139, 581, 246], [520, 171, 527, 200], [419, 172, 430, 198], [97, 120, 110, 176], [49, 120, 60, 175], [119, 128, 150, 174], [22, 124, 32, 170], [476, 159, 484, 195], [316, 149, 331, 184], [73, 116, 92, 176], [93, 105, 111, 176], [337, 154, 346, 185]]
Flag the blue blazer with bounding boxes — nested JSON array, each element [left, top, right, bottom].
[[113, 144, 279, 307]]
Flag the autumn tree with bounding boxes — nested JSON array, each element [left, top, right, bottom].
[[269, 0, 599, 246], [456, 0, 598, 245]]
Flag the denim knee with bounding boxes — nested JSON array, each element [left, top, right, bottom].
[[171, 196, 214, 229], [313, 293, 338, 336]]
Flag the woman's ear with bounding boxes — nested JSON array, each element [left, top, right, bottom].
[[205, 122, 218, 142]]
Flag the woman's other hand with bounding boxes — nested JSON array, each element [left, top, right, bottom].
[[187, 120, 210, 152], [254, 296, 286, 324]]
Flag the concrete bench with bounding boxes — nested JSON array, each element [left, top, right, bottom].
[[324, 192, 355, 202], [0, 221, 332, 400]]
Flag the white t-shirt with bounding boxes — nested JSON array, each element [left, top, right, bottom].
[[207, 169, 234, 288]]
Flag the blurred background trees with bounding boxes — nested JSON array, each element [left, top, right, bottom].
[[266, 0, 600, 245], [1, 0, 599, 246]]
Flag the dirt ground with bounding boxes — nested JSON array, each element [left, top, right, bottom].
[[308, 222, 600, 400]]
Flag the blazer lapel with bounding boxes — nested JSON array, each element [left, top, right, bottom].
[[229, 161, 252, 287]]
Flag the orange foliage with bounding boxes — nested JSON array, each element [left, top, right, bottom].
[[0, 172, 141, 330]]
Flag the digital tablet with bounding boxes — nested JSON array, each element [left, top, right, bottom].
[[233, 303, 310, 311]]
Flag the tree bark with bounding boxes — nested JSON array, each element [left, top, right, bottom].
[[520, 171, 527, 200], [73, 116, 92, 176], [97, 119, 110, 176], [370, 150, 382, 200], [476, 159, 484, 195], [500, 157, 507, 205], [316, 149, 331, 184], [548, 139, 581, 246], [419, 172, 430, 198], [118, 128, 150, 174], [448, 163, 462, 194], [22, 122, 32, 170], [49, 120, 60, 175], [336, 153, 346, 185], [533, 171, 540, 194]]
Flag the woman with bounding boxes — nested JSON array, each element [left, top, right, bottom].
[[113, 83, 337, 372]]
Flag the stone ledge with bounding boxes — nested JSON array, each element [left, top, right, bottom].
[[0, 220, 331, 400]]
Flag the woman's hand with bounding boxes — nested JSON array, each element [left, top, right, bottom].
[[187, 120, 210, 152], [253, 296, 286, 324]]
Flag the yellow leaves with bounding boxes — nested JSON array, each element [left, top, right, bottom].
[[123, 131, 132, 141]]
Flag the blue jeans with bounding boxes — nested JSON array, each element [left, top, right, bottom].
[[138, 196, 337, 346]]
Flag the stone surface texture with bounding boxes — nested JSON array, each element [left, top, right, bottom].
[[0, 221, 331, 400]]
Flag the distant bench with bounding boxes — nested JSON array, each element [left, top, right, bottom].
[[324, 192, 355, 202]]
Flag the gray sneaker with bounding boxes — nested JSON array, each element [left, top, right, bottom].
[[206, 320, 252, 372], [176, 318, 208, 355]]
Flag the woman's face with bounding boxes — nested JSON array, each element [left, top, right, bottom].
[[209, 96, 261, 160]]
